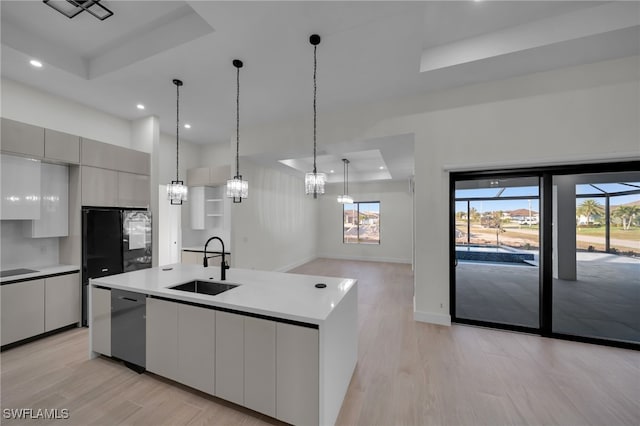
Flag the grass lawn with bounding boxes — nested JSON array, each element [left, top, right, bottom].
[[577, 226, 640, 241]]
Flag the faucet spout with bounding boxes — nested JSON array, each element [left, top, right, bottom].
[[203, 236, 230, 280]]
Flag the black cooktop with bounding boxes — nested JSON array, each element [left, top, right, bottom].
[[0, 268, 39, 278]]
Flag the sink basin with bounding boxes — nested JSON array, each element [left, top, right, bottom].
[[169, 280, 238, 296]]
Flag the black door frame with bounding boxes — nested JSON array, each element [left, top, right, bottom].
[[450, 161, 640, 350]]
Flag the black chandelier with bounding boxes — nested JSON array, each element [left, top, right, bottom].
[[43, 0, 113, 21]]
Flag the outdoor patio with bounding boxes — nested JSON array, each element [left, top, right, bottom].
[[455, 252, 640, 343]]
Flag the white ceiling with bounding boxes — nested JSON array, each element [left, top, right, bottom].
[[2, 1, 639, 182]]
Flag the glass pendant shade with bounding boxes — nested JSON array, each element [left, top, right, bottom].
[[167, 180, 188, 204], [337, 194, 353, 204], [305, 172, 326, 197], [226, 176, 248, 202]]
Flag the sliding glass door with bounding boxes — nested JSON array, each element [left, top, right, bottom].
[[552, 171, 640, 344], [451, 163, 640, 348], [453, 176, 540, 329]]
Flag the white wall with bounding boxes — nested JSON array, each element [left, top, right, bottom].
[[318, 180, 412, 264], [1, 78, 132, 148], [231, 159, 317, 272], [200, 142, 231, 167], [159, 132, 203, 247], [0, 221, 58, 269], [235, 55, 640, 326]]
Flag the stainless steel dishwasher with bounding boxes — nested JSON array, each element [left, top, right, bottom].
[[111, 289, 146, 372]]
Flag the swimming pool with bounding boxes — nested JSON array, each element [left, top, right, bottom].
[[456, 245, 535, 263]]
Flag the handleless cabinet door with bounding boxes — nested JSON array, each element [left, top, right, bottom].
[[276, 323, 319, 426], [45, 273, 80, 331], [1, 118, 44, 158], [118, 172, 150, 208], [215, 311, 244, 405], [177, 304, 215, 394], [244, 317, 276, 417], [44, 129, 80, 164], [146, 298, 178, 381], [1, 279, 45, 346], [1, 154, 41, 220], [28, 162, 69, 238], [91, 286, 111, 356], [81, 166, 117, 207]]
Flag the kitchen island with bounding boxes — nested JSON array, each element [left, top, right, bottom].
[[90, 264, 357, 426]]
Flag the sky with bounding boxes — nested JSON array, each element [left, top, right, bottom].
[[455, 185, 640, 213]]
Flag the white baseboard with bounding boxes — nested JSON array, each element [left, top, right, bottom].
[[277, 255, 318, 272], [414, 310, 451, 326], [317, 253, 412, 265]]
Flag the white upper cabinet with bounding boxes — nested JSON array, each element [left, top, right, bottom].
[[26, 163, 69, 237], [0, 154, 41, 220]]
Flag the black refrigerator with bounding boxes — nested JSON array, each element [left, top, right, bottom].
[[82, 208, 152, 325]]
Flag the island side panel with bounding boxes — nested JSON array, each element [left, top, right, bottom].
[[319, 281, 358, 426]]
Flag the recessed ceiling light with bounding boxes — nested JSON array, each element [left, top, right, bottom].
[[379, 166, 384, 170], [330, 170, 335, 173], [30, 59, 43, 68], [184, 124, 191, 129], [136, 104, 145, 110]]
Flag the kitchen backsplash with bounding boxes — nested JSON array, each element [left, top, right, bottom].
[[1, 221, 59, 269]]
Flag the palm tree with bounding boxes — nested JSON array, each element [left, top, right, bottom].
[[577, 199, 604, 225], [469, 207, 481, 223], [612, 205, 640, 230]]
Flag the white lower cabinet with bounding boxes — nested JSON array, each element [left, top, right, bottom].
[[91, 286, 111, 356], [45, 273, 79, 331], [146, 298, 179, 381], [244, 317, 276, 417], [215, 311, 245, 405], [142, 299, 319, 424], [1, 279, 45, 346], [177, 304, 215, 394], [276, 323, 319, 426]]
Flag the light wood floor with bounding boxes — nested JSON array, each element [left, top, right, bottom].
[[2, 259, 639, 425]]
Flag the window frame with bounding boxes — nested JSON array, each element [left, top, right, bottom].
[[342, 201, 381, 245]]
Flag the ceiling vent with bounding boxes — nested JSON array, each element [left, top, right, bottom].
[[43, 0, 113, 21]]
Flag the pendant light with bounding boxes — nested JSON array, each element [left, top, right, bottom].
[[305, 34, 326, 198], [167, 79, 188, 205], [227, 59, 248, 203], [337, 159, 354, 204]]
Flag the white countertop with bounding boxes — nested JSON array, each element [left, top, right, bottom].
[[91, 264, 356, 325], [0, 264, 80, 284]]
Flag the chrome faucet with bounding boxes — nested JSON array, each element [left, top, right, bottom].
[[203, 236, 230, 281]]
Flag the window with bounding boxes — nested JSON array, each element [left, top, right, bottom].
[[343, 202, 380, 244]]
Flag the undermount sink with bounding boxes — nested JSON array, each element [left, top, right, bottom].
[[169, 280, 238, 296]]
